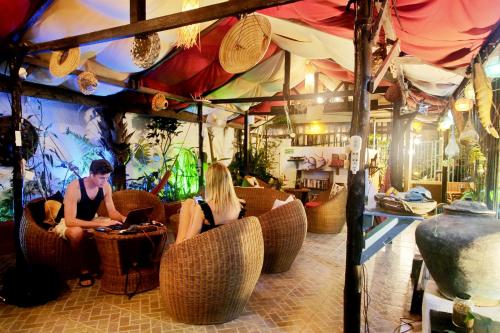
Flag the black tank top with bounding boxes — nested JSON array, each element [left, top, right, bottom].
[[199, 200, 245, 234], [76, 178, 104, 221]]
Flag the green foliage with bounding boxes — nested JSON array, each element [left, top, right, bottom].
[[0, 187, 13, 222], [165, 148, 199, 201]]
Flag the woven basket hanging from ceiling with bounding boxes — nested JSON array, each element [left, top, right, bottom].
[[177, 0, 200, 49], [77, 71, 99, 95], [131, 33, 161, 69], [49, 47, 81, 77], [219, 14, 272, 74], [152, 93, 168, 111]]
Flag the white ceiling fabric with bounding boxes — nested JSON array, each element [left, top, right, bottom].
[[265, 15, 355, 71], [402, 63, 464, 97], [207, 51, 308, 111]]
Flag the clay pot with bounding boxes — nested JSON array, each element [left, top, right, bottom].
[[416, 202, 500, 306]]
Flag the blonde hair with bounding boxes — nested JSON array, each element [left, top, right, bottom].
[[204, 162, 240, 214]]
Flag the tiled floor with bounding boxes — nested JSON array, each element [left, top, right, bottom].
[[0, 225, 421, 332]]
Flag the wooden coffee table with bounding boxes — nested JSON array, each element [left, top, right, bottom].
[[284, 187, 311, 204], [94, 226, 168, 295]]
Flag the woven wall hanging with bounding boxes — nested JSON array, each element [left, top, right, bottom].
[[219, 14, 272, 74], [49, 47, 81, 77]]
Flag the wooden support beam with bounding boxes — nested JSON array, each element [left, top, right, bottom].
[[130, 0, 146, 23], [371, 0, 390, 46], [344, 1, 373, 332], [197, 103, 204, 188], [243, 112, 250, 176], [0, 74, 107, 107], [369, 39, 400, 93], [25, 0, 300, 54], [266, 100, 388, 115], [211, 87, 388, 104]]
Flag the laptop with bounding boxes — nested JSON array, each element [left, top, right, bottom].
[[109, 207, 154, 230]]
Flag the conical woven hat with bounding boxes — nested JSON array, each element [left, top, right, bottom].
[[152, 93, 168, 111], [219, 14, 272, 74], [49, 47, 81, 78]]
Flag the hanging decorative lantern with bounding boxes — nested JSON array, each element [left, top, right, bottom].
[[411, 121, 423, 133], [131, 33, 161, 69], [445, 127, 460, 159], [464, 83, 475, 100], [177, 0, 200, 49], [454, 98, 473, 112], [459, 119, 479, 146], [152, 93, 168, 111], [304, 61, 316, 93], [49, 47, 81, 77], [77, 71, 98, 95]]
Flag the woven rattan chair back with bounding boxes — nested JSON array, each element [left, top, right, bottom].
[[21, 198, 78, 277], [159, 216, 264, 324], [234, 187, 290, 217], [258, 199, 307, 273], [97, 189, 165, 223], [306, 188, 347, 234]]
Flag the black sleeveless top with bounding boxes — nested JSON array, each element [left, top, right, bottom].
[[76, 178, 104, 221], [199, 200, 245, 234]]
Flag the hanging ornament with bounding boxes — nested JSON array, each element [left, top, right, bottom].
[[152, 93, 168, 111], [454, 98, 473, 112], [445, 127, 460, 159], [77, 71, 98, 95], [177, 0, 200, 49], [49, 47, 81, 78], [459, 119, 479, 146], [131, 33, 161, 69], [464, 83, 475, 100]]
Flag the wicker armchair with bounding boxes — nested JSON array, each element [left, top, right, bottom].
[[306, 188, 347, 234], [97, 189, 165, 223], [159, 217, 263, 324], [234, 187, 290, 217], [20, 198, 78, 278], [258, 199, 307, 273], [234, 187, 307, 273]]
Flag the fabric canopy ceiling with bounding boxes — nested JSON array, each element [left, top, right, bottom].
[[1, 0, 499, 114]]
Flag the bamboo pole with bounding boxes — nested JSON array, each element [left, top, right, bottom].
[[344, 1, 373, 332]]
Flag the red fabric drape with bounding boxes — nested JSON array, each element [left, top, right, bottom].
[[0, 0, 38, 40]]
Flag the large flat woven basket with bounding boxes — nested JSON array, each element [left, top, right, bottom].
[[375, 194, 436, 216]]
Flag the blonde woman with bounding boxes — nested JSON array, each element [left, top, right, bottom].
[[176, 162, 245, 243]]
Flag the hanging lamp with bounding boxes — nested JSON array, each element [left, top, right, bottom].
[[454, 98, 473, 112], [445, 127, 460, 159], [304, 61, 315, 93], [177, 0, 200, 49]]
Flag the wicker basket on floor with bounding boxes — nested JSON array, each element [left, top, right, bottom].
[[160, 217, 263, 324]]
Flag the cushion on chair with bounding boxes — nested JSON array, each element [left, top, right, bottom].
[[271, 195, 294, 209], [305, 201, 321, 208], [28, 192, 64, 230]]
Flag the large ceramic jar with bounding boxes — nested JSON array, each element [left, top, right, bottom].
[[415, 200, 500, 306]]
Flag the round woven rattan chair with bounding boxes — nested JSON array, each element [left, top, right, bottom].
[[97, 189, 165, 223], [20, 198, 78, 278], [234, 187, 290, 217], [258, 199, 307, 273], [306, 188, 347, 234], [159, 216, 263, 325], [234, 187, 307, 273]]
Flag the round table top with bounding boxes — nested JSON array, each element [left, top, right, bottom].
[[92, 225, 167, 240]]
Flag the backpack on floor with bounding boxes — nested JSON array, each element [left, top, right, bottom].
[[0, 264, 67, 307]]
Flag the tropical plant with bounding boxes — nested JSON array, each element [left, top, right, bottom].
[[165, 147, 199, 201]]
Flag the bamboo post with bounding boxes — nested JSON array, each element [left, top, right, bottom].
[[344, 1, 373, 332], [9, 52, 26, 268], [197, 103, 204, 188], [243, 112, 249, 175]]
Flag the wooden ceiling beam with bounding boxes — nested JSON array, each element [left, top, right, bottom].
[[24, 0, 300, 54]]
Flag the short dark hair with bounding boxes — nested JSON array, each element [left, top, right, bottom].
[[89, 159, 113, 175]]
